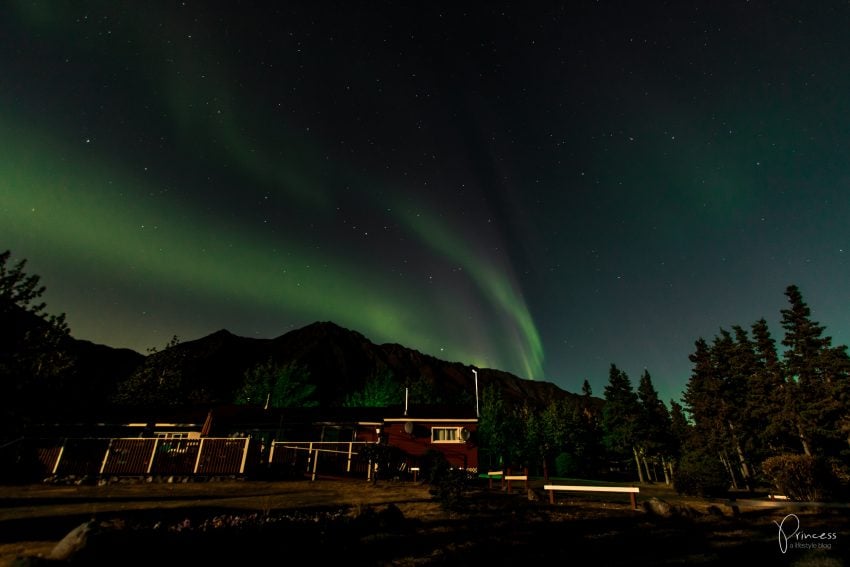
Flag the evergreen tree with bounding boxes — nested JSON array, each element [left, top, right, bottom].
[[343, 369, 401, 407], [577, 379, 605, 476], [0, 250, 73, 431], [780, 284, 843, 455], [112, 335, 187, 408], [601, 363, 642, 481], [747, 318, 793, 459], [541, 396, 603, 479], [684, 333, 744, 488], [235, 359, 317, 408], [520, 401, 545, 474], [542, 398, 571, 478], [1, 250, 52, 317], [477, 385, 521, 471], [684, 337, 725, 450], [636, 370, 673, 483], [668, 399, 690, 463]]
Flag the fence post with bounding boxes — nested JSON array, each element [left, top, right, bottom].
[[239, 438, 250, 475], [193, 438, 206, 474], [99, 439, 114, 476], [147, 438, 159, 474], [268, 441, 276, 467], [311, 448, 319, 481], [52, 439, 66, 475]]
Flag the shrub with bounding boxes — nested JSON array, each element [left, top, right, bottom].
[[761, 454, 846, 502], [554, 452, 579, 477], [673, 449, 729, 498], [421, 450, 468, 510], [359, 443, 407, 481]]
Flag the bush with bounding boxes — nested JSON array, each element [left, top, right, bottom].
[[421, 450, 468, 510], [761, 454, 846, 502], [673, 449, 729, 498], [420, 449, 451, 485], [359, 443, 407, 481], [554, 452, 579, 477]]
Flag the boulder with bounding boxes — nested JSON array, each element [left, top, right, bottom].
[[48, 520, 98, 561]]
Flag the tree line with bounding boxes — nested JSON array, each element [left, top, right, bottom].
[[477, 283, 850, 499], [3, 249, 848, 498]]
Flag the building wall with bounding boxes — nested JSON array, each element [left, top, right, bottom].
[[382, 421, 478, 471]]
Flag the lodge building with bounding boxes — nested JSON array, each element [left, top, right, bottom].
[[3, 404, 479, 482]]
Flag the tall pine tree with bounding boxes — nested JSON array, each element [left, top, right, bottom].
[[780, 284, 844, 455], [601, 364, 642, 482], [636, 370, 673, 483]]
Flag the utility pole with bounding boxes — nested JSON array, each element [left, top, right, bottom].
[[472, 368, 479, 417]]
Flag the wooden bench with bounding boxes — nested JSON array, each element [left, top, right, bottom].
[[480, 470, 504, 489], [503, 472, 528, 492], [481, 469, 528, 491], [544, 484, 640, 509]]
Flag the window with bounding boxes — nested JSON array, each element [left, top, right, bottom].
[[155, 432, 188, 439], [431, 427, 462, 444]]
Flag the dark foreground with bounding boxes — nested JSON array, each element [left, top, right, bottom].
[[2, 480, 849, 566]]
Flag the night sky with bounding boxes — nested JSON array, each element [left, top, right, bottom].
[[4, 1, 850, 406]]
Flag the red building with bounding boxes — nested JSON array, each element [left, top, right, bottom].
[[7, 404, 478, 482], [381, 408, 478, 472]]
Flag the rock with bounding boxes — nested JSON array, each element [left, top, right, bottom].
[[706, 503, 738, 517], [47, 518, 127, 562], [377, 503, 405, 528], [49, 520, 98, 561], [673, 504, 701, 518], [643, 497, 704, 518], [527, 487, 544, 501], [643, 497, 674, 517]]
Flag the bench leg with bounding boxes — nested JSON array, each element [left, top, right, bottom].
[[549, 490, 555, 505], [630, 492, 637, 510]]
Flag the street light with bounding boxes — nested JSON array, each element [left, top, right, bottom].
[[472, 368, 479, 417]]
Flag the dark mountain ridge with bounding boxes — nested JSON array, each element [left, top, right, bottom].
[[4, 306, 584, 420], [120, 320, 583, 411]]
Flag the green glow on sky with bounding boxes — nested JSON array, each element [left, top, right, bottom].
[[400, 206, 545, 380], [0, 110, 536, 377]]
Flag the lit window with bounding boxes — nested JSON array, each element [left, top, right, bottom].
[[156, 432, 187, 439], [431, 427, 462, 443]]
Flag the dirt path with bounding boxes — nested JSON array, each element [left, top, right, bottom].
[[0, 479, 438, 565], [2, 479, 849, 566]]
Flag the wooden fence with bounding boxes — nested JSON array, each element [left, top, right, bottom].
[[23, 437, 256, 478], [268, 441, 373, 480]]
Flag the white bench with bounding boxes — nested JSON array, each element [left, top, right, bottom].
[[544, 484, 640, 509], [483, 469, 528, 491]]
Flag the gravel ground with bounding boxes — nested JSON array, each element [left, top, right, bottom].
[[1, 479, 849, 566]]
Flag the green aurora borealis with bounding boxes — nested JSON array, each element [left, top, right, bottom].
[[4, 2, 850, 404], [1, 107, 542, 379]]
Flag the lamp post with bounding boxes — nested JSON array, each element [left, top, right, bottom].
[[472, 368, 479, 417]]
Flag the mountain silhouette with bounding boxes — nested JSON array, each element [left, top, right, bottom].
[[116, 320, 581, 411], [3, 308, 584, 419]]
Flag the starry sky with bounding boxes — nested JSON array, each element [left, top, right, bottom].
[[3, 1, 850, 406]]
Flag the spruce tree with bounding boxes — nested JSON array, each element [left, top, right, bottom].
[[780, 284, 840, 455], [636, 370, 673, 483], [747, 318, 792, 457], [601, 363, 642, 482], [684, 334, 742, 488], [1, 250, 73, 430]]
